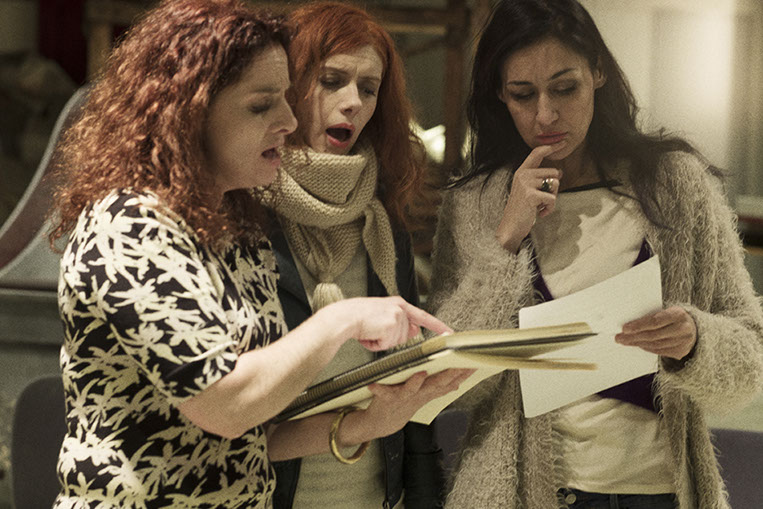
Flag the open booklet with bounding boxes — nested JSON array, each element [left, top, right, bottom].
[[275, 322, 597, 425], [277, 255, 664, 425]]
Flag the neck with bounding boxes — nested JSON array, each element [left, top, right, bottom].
[[547, 143, 599, 191]]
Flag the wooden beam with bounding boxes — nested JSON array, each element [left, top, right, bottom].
[[84, 0, 148, 78], [441, 0, 469, 170], [84, 0, 146, 26], [84, 1, 468, 36], [85, 21, 113, 80]]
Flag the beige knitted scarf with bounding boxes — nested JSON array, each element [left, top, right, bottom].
[[271, 140, 398, 310]]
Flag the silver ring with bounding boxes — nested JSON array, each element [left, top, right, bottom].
[[540, 177, 553, 193]]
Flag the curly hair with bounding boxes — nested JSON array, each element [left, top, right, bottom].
[[286, 1, 424, 228], [49, 0, 290, 247]]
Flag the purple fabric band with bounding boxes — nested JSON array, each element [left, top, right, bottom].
[[530, 239, 659, 413]]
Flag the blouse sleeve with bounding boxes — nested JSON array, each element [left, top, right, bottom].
[[60, 193, 240, 405]]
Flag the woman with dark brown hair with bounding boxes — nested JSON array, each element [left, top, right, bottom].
[[266, 2, 449, 508], [49, 0, 463, 506], [428, 0, 763, 507]]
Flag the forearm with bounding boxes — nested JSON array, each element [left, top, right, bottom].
[[178, 306, 353, 438], [434, 242, 535, 332], [266, 409, 373, 461], [268, 367, 470, 461], [179, 296, 446, 438]]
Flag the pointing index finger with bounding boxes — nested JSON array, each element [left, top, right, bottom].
[[519, 141, 567, 170], [401, 302, 453, 336]]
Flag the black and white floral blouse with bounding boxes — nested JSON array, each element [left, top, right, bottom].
[[54, 190, 285, 508]]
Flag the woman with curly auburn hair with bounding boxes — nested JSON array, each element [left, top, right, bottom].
[[265, 3, 454, 509], [48, 0, 464, 506]]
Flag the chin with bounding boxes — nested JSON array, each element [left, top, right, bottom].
[[254, 166, 278, 187], [544, 151, 570, 161]]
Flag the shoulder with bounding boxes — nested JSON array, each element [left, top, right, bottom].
[[391, 228, 412, 253], [650, 151, 722, 206], [657, 151, 720, 192], [442, 167, 512, 216], [69, 189, 202, 260], [81, 189, 180, 226], [96, 190, 194, 237]]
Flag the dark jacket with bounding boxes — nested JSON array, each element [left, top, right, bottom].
[[270, 225, 446, 509]]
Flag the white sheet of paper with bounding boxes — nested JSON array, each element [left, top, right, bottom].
[[518, 256, 662, 417]]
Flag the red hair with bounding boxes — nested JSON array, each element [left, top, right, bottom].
[[49, 0, 290, 247], [287, 2, 424, 227]]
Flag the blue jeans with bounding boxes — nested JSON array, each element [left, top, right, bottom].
[[557, 488, 678, 509]]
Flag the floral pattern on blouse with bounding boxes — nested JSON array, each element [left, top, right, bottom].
[[54, 191, 285, 508]]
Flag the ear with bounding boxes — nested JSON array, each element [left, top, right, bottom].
[[593, 61, 607, 89], [497, 86, 507, 104]]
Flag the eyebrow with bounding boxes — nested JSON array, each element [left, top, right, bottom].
[[250, 86, 281, 94], [322, 65, 382, 83], [506, 67, 577, 86], [244, 85, 287, 97]]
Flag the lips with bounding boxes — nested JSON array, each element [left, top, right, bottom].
[[537, 132, 567, 145], [326, 123, 355, 149], [261, 146, 281, 166]]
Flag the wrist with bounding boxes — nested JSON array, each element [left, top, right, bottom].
[[496, 228, 522, 253], [313, 302, 357, 347], [329, 407, 372, 464], [335, 407, 373, 446]]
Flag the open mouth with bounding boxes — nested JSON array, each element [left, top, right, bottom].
[[262, 148, 279, 160], [326, 127, 353, 143]]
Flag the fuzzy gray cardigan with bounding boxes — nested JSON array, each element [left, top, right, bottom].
[[427, 152, 763, 509]]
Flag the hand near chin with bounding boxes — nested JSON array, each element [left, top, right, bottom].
[[496, 143, 565, 253], [615, 305, 698, 360]]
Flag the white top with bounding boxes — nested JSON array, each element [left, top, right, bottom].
[[291, 245, 392, 508], [531, 187, 675, 494]]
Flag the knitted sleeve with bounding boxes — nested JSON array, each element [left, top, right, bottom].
[[657, 154, 763, 414], [426, 174, 542, 505], [427, 171, 535, 334]]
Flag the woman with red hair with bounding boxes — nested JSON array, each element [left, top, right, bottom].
[[267, 3, 448, 508], [48, 0, 461, 506]]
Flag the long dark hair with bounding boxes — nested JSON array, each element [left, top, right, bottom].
[[456, 0, 717, 227]]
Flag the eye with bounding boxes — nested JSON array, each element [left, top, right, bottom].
[[361, 85, 378, 97], [249, 102, 272, 114], [319, 75, 342, 90], [509, 91, 535, 102], [554, 84, 578, 96]]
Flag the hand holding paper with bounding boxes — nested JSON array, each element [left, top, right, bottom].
[[518, 256, 663, 417], [616, 305, 697, 360]]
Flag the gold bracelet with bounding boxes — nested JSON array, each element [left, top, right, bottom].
[[329, 407, 370, 465]]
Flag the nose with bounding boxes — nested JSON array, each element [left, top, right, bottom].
[[338, 84, 362, 116], [536, 93, 558, 126], [276, 100, 298, 135]]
